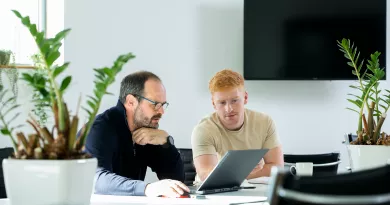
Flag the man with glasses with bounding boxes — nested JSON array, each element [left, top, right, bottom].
[[85, 71, 189, 197], [191, 69, 284, 183]]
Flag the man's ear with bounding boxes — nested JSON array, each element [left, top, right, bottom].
[[211, 96, 217, 110], [244, 91, 248, 105], [124, 94, 138, 110]]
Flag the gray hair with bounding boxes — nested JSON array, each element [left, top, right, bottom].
[[119, 71, 161, 104]]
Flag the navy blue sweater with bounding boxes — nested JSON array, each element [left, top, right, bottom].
[[85, 100, 184, 196]]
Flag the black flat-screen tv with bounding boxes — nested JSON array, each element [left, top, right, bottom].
[[244, 0, 387, 80]]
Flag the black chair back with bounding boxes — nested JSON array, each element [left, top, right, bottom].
[[268, 165, 390, 205], [177, 148, 196, 186], [284, 152, 340, 176]]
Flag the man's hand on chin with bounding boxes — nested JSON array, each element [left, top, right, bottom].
[[132, 128, 168, 145]]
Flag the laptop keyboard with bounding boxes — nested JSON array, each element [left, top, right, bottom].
[[188, 186, 240, 194]]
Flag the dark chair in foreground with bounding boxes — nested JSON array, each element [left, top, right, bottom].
[[0, 147, 14, 198], [268, 165, 390, 205], [177, 148, 196, 186], [284, 152, 341, 176]]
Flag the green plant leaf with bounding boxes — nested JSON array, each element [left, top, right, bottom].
[[21, 73, 34, 83], [349, 85, 363, 91], [94, 90, 103, 99], [11, 10, 22, 18], [87, 95, 99, 104], [59, 76, 72, 92], [347, 99, 362, 108], [54, 29, 71, 43], [2, 97, 17, 108], [368, 96, 376, 103], [0, 128, 10, 135], [6, 113, 20, 125], [29, 24, 38, 35], [87, 100, 95, 109], [96, 83, 105, 91], [10, 124, 24, 132], [46, 51, 60, 67], [95, 74, 105, 82], [51, 42, 62, 55], [82, 107, 92, 116], [39, 42, 50, 56], [0, 90, 7, 102], [103, 68, 113, 78], [3, 104, 20, 117], [22, 16, 30, 26], [347, 93, 361, 99], [53, 62, 69, 78], [346, 107, 359, 114]]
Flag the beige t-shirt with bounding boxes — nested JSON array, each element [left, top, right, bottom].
[[191, 108, 280, 183]]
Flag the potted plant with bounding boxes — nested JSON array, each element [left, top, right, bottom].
[[0, 10, 135, 205], [338, 38, 390, 172], [0, 50, 18, 99], [0, 50, 12, 66]]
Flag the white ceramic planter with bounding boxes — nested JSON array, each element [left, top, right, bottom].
[[346, 145, 390, 171], [2, 158, 97, 205]]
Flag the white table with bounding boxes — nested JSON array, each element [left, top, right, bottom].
[[0, 184, 269, 205]]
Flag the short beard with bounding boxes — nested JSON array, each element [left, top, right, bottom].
[[133, 106, 161, 131]]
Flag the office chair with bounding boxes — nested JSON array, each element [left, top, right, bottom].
[[177, 148, 196, 185], [268, 165, 390, 205], [0, 147, 14, 198], [284, 152, 341, 176]]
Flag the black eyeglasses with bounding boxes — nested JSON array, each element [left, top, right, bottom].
[[131, 94, 169, 111]]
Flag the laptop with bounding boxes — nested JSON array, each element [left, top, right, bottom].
[[188, 149, 269, 195]]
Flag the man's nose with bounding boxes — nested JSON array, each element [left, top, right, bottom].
[[224, 103, 233, 112], [156, 106, 165, 115]]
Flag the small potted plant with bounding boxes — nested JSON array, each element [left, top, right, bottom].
[[338, 38, 390, 171], [0, 10, 135, 205], [0, 50, 18, 99], [0, 50, 12, 66]]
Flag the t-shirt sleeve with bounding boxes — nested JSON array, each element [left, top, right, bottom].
[[263, 116, 281, 149], [191, 124, 217, 159]]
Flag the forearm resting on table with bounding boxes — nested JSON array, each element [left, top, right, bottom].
[[246, 163, 278, 179], [194, 154, 218, 182], [247, 146, 284, 179], [197, 168, 215, 181]]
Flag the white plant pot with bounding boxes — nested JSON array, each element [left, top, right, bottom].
[[346, 145, 390, 171], [2, 158, 97, 205]]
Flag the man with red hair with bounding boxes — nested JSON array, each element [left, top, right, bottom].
[[191, 69, 284, 183]]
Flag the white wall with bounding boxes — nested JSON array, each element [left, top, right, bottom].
[[61, 0, 389, 180]]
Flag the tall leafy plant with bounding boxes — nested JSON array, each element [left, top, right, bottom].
[[0, 10, 135, 159], [338, 38, 390, 145]]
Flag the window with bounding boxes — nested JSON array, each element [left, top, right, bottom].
[[0, 0, 64, 65], [0, 0, 40, 65]]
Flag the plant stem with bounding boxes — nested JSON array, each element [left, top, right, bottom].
[[368, 102, 374, 138], [374, 85, 380, 122], [0, 116, 17, 150], [41, 55, 65, 132], [362, 113, 368, 133], [373, 113, 386, 142]]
